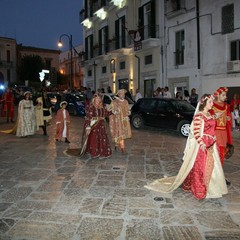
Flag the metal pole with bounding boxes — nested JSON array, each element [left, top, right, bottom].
[[69, 34, 73, 90]]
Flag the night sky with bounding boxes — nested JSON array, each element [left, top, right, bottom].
[[0, 0, 83, 50]]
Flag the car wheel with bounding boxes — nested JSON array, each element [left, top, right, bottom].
[[177, 120, 190, 137], [132, 115, 144, 129]]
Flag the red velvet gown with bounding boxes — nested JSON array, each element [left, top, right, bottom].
[[182, 113, 216, 200], [84, 104, 112, 159]]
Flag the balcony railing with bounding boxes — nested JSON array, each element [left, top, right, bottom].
[[80, 0, 111, 22]]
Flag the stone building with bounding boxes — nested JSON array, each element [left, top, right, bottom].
[[58, 44, 85, 89], [0, 37, 17, 87], [80, 0, 240, 97]]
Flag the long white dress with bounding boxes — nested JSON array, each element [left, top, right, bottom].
[[16, 99, 36, 137], [145, 111, 228, 199]]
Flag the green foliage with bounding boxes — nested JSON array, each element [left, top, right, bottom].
[[18, 55, 45, 84]]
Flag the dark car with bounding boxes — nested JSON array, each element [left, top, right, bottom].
[[130, 98, 195, 137], [63, 93, 86, 116]]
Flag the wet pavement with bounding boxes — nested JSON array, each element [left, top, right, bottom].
[[0, 113, 240, 240]]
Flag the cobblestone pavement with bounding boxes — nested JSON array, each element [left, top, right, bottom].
[[0, 113, 240, 240]]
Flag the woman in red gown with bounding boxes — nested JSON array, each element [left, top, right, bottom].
[[145, 94, 227, 200], [82, 93, 112, 159]]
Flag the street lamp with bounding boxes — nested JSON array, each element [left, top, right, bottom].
[[58, 34, 73, 90]]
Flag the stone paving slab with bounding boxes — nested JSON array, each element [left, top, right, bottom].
[[0, 115, 240, 239]]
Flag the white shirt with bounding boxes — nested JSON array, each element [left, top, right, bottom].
[[135, 92, 143, 102]]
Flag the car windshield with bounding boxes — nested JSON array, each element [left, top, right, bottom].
[[171, 100, 195, 112]]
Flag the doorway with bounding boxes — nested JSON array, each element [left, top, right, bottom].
[[144, 79, 155, 97]]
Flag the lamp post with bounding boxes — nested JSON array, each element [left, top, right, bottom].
[[58, 34, 73, 90]]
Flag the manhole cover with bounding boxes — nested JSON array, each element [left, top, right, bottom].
[[154, 197, 164, 201]]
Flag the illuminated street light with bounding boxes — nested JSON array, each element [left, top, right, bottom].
[[58, 34, 73, 89]]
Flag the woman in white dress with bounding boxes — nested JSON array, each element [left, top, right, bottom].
[[16, 91, 36, 137]]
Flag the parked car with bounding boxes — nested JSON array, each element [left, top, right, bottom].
[[63, 93, 86, 116], [130, 98, 195, 137], [47, 92, 86, 116]]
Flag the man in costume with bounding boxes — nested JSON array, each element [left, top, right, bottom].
[[35, 90, 52, 136], [55, 101, 70, 143], [210, 87, 232, 164], [210, 87, 232, 185], [2, 87, 15, 123], [109, 89, 132, 154]]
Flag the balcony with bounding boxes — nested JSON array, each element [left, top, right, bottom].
[[80, 0, 110, 22], [165, 0, 186, 19]]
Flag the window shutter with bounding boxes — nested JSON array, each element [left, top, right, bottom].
[[105, 26, 109, 53], [90, 35, 93, 58], [99, 29, 102, 55], [138, 6, 144, 39], [85, 37, 88, 60], [121, 16, 126, 47], [115, 19, 120, 49], [150, 0, 156, 38]]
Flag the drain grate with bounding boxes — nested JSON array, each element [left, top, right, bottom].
[[153, 197, 164, 201], [112, 167, 121, 170]]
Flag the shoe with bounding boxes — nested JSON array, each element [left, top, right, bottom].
[[65, 138, 70, 143], [225, 179, 231, 186], [121, 148, 127, 155]]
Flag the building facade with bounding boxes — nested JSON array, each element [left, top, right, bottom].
[[81, 0, 240, 98], [0, 37, 17, 87], [164, 0, 240, 98], [80, 0, 161, 96], [58, 44, 85, 89]]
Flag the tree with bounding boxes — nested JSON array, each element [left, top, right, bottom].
[[17, 55, 45, 86]]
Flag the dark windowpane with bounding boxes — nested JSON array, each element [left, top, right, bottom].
[[119, 61, 125, 69], [222, 4, 234, 34], [175, 30, 184, 65], [145, 55, 152, 65], [102, 66, 107, 73], [231, 41, 237, 60], [88, 70, 92, 76]]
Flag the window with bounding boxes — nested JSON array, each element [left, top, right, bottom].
[[110, 59, 116, 73], [171, 0, 181, 11], [156, 101, 175, 113], [7, 50, 10, 62], [88, 69, 92, 76], [7, 69, 10, 81], [222, 4, 234, 34], [102, 66, 107, 73], [115, 16, 126, 49], [175, 30, 184, 65], [45, 59, 51, 69], [85, 34, 93, 60], [230, 40, 240, 60], [99, 26, 108, 55], [145, 55, 152, 65], [119, 61, 125, 70], [139, 99, 157, 111], [138, 0, 156, 40]]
